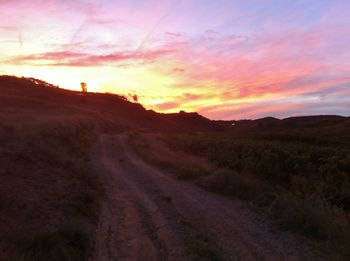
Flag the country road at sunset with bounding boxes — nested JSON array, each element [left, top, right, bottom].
[[1, 1, 350, 260]]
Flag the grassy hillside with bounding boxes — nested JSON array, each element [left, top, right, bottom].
[[0, 76, 217, 132], [0, 114, 102, 260], [0, 77, 103, 260]]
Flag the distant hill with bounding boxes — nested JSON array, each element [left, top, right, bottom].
[[227, 115, 349, 130]]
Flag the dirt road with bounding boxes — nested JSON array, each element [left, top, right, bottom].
[[91, 135, 327, 261]]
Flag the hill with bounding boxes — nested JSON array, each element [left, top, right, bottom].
[[0, 75, 219, 260], [0, 75, 217, 132]]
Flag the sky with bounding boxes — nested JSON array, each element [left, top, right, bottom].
[[0, 0, 349, 119]]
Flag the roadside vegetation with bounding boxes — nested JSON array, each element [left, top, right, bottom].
[[129, 132, 213, 180], [0, 115, 103, 261], [129, 118, 350, 259]]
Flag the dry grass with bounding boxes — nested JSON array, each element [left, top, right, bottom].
[[129, 132, 213, 180], [0, 113, 103, 260]]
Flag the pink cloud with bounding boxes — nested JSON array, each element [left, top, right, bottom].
[[12, 49, 174, 66], [160, 24, 350, 106], [155, 102, 179, 111]]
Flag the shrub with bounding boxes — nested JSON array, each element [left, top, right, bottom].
[[271, 196, 336, 240], [198, 170, 263, 201]]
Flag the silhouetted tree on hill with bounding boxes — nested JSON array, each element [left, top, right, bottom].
[[80, 82, 87, 93]]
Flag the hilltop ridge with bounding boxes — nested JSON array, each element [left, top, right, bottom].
[[0, 75, 217, 132]]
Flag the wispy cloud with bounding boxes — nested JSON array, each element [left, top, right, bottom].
[[11, 49, 174, 66]]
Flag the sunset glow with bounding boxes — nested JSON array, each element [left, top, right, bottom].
[[1, 0, 349, 119]]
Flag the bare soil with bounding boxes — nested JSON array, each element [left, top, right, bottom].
[[91, 135, 328, 261]]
